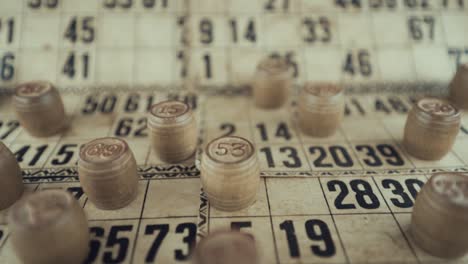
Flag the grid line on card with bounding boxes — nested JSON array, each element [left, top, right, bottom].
[[263, 178, 280, 264], [68, 92, 83, 117], [84, 217, 142, 222], [206, 211, 415, 218], [366, 6, 381, 81], [408, 9, 429, 82], [42, 134, 68, 171], [7, 0, 23, 85], [95, 5, 101, 84], [182, 0, 192, 90], [141, 215, 199, 219], [338, 119, 368, 171], [0, 228, 9, 251], [129, 179, 150, 264], [246, 94, 258, 148], [296, 0, 306, 84], [82, 196, 89, 208], [170, 6, 177, 86], [317, 176, 351, 264], [451, 148, 468, 167], [78, 214, 202, 222], [16, 0, 26, 85], [202, 93, 211, 236], [131, 11, 137, 87], [335, 8, 346, 84], [259, 0, 267, 75], [56, 0, 64, 85], [223, 0, 232, 85], [338, 125, 366, 170], [370, 176, 421, 264], [375, 116, 417, 169], [292, 107, 313, 173], [370, 11, 413, 82], [438, 8, 453, 74], [142, 137, 153, 167], [246, 90, 282, 263]]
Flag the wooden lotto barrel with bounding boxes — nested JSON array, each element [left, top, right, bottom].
[[147, 100, 197, 163], [411, 172, 468, 258], [298, 82, 344, 137], [0, 141, 24, 210], [8, 189, 89, 264], [201, 136, 260, 211], [78, 137, 139, 210], [192, 230, 258, 264], [449, 64, 468, 109], [13, 81, 66, 137], [403, 97, 460, 160], [252, 57, 293, 109]]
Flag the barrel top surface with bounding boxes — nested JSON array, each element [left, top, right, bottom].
[[303, 83, 343, 97], [149, 100, 192, 125], [9, 190, 74, 228], [206, 136, 255, 165], [430, 173, 468, 208], [416, 97, 459, 118], [15, 81, 52, 98], [79, 137, 129, 165], [150, 100, 189, 119], [195, 230, 257, 263], [198, 230, 255, 250], [257, 57, 290, 75]]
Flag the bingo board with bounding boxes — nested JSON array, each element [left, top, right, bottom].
[[1, 0, 468, 263]]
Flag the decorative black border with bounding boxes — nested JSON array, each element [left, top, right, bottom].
[[21, 165, 468, 183]]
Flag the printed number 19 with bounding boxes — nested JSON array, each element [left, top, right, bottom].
[[279, 219, 336, 258]]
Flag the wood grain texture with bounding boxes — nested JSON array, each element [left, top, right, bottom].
[[411, 172, 468, 259], [449, 64, 468, 109], [148, 100, 197, 163], [0, 141, 23, 210], [403, 97, 460, 160], [201, 136, 260, 211], [78, 137, 139, 210], [298, 82, 344, 137], [13, 81, 66, 137], [8, 189, 89, 264], [252, 57, 293, 109]]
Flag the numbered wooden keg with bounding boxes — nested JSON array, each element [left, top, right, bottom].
[[0, 141, 24, 210], [449, 64, 468, 109], [252, 57, 293, 109], [78, 137, 139, 210], [403, 97, 460, 160], [298, 82, 344, 137], [411, 172, 468, 258], [201, 136, 260, 211], [193, 230, 258, 264], [8, 189, 89, 264], [13, 81, 66, 137], [147, 100, 197, 163]]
